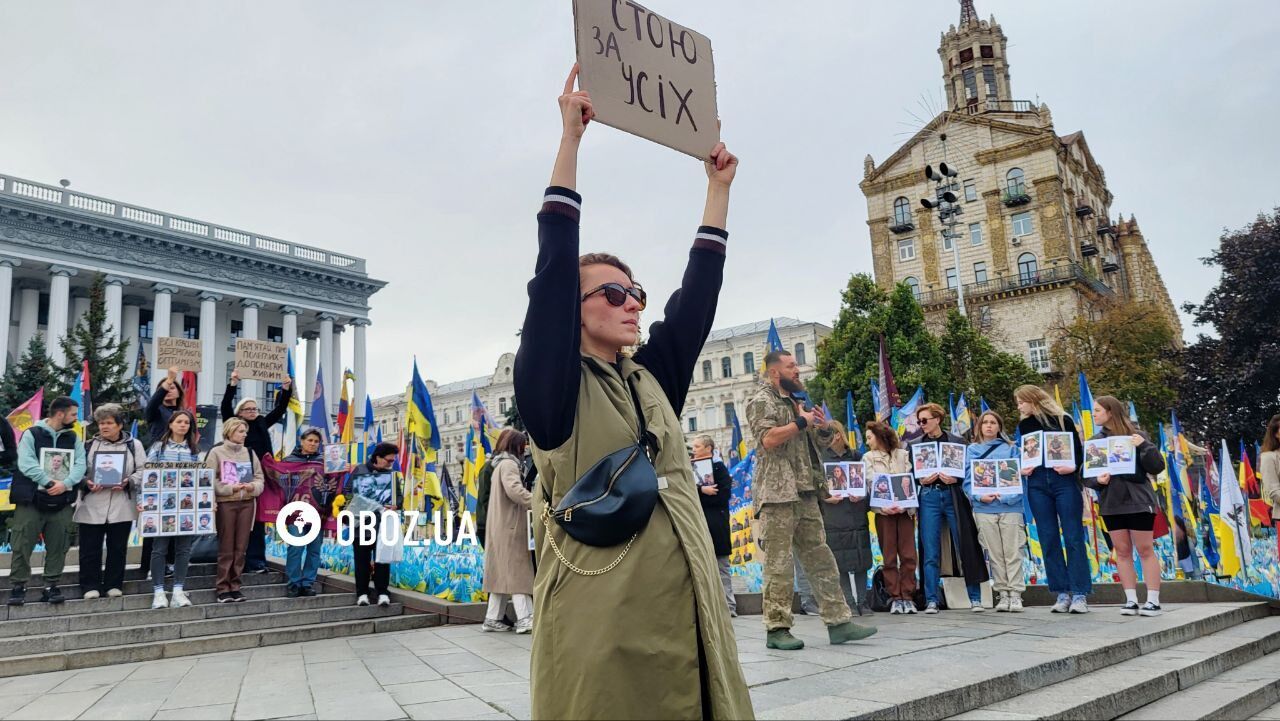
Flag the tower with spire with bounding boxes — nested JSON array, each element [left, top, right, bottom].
[[939, 0, 1013, 112]]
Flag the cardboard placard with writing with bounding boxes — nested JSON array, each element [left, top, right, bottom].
[[573, 0, 719, 160], [234, 339, 287, 381], [156, 337, 203, 373]]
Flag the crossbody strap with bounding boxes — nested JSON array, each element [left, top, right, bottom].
[[976, 443, 1005, 461]]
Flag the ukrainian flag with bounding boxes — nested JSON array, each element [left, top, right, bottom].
[[1077, 372, 1095, 438], [406, 359, 440, 463], [730, 410, 747, 468]]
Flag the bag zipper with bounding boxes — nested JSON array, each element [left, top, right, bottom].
[[557, 446, 641, 523]]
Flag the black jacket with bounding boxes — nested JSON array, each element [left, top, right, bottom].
[[221, 383, 293, 461], [0, 414, 17, 474], [910, 430, 990, 589], [145, 382, 179, 445], [819, 445, 872, 573], [1083, 429, 1164, 516], [697, 459, 733, 557]]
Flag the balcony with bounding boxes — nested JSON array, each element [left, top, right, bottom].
[[1096, 221, 1115, 237], [1080, 239, 1099, 257], [1103, 255, 1120, 273], [1002, 185, 1031, 207], [888, 217, 915, 234], [960, 99, 1038, 116], [1075, 203, 1094, 218], [914, 262, 1114, 307]]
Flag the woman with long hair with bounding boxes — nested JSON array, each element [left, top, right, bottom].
[[820, 421, 873, 615], [963, 410, 1025, 612], [144, 409, 202, 608], [482, 429, 536, 634], [1015, 384, 1089, 614], [1260, 414, 1280, 558], [1087, 396, 1166, 616], [864, 421, 917, 614]]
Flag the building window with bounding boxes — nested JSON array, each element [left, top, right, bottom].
[[443, 410, 450, 425], [892, 197, 911, 226], [138, 309, 154, 341], [941, 231, 953, 252], [1018, 253, 1039, 282], [704, 407, 718, 430], [969, 222, 983, 246], [266, 325, 283, 344], [962, 67, 978, 102], [1011, 211, 1034, 237], [702, 360, 712, 383], [945, 267, 958, 289], [960, 47, 975, 64], [1006, 167, 1026, 196], [1028, 339, 1050, 373], [499, 397, 507, 414], [983, 65, 997, 98], [898, 238, 916, 261], [688, 417, 697, 433], [795, 343, 807, 366], [742, 352, 755, 375], [980, 45, 994, 59], [724, 402, 736, 427], [963, 179, 977, 202], [904, 276, 921, 300], [721, 357, 732, 379], [973, 262, 988, 283]]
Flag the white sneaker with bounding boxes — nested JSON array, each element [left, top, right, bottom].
[[1009, 594, 1024, 613], [1051, 594, 1071, 613], [481, 619, 510, 632], [995, 593, 1008, 612], [171, 589, 192, 608], [904, 601, 918, 614], [970, 602, 985, 613], [377, 594, 391, 607], [889, 600, 901, 615], [514, 617, 533, 635], [151, 590, 169, 609], [1139, 602, 1163, 617], [356, 594, 370, 607], [1121, 601, 1140, 616], [82, 590, 100, 600], [924, 601, 939, 614], [1069, 596, 1090, 614], [106, 588, 123, 598]]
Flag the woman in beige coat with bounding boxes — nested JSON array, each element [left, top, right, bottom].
[[75, 404, 146, 599], [206, 418, 264, 603], [482, 429, 535, 634]]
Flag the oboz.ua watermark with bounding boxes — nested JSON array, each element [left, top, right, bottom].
[[274, 501, 478, 547]]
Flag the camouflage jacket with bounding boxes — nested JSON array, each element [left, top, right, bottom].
[[745, 382, 830, 514]]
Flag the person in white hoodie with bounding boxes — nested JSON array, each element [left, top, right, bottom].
[[75, 404, 146, 600]]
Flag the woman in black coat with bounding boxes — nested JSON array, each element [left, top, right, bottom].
[[691, 435, 735, 616], [220, 368, 293, 573], [819, 421, 874, 615]]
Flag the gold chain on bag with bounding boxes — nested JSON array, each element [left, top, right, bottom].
[[541, 506, 637, 576]]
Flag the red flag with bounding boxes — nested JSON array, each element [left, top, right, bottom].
[[1241, 443, 1270, 527], [180, 371, 198, 415]]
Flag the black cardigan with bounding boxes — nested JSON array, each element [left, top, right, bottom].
[[697, 460, 733, 557]]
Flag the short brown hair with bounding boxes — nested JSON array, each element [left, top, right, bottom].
[[865, 421, 900, 452], [494, 429, 528, 457], [916, 403, 946, 422], [579, 253, 633, 282], [763, 350, 792, 369]]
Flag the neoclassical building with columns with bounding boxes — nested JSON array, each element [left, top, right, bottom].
[[0, 171, 385, 419]]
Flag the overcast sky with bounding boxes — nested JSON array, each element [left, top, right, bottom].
[[3, 1, 1276, 398]]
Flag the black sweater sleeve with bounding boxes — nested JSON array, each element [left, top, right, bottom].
[[633, 227, 728, 414], [514, 188, 585, 452], [220, 383, 237, 422], [263, 385, 292, 427], [147, 379, 170, 425]]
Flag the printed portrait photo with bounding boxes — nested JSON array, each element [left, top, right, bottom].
[[39, 448, 73, 485], [162, 469, 179, 490], [142, 469, 161, 491], [824, 462, 848, 492], [92, 451, 126, 487], [161, 515, 177, 533], [197, 469, 215, 488]]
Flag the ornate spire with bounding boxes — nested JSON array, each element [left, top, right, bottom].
[[959, 0, 977, 27]]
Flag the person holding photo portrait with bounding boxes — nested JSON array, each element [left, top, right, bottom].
[[8, 396, 85, 607], [75, 404, 146, 600], [691, 435, 736, 618], [206, 418, 264, 603], [222, 367, 293, 575], [864, 421, 917, 614], [963, 410, 1026, 612], [819, 421, 873, 615], [145, 409, 203, 609]]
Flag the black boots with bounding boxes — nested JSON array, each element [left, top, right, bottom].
[[41, 585, 65, 604], [7, 585, 24, 606]]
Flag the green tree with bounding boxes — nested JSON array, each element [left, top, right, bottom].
[[0, 334, 58, 414], [1177, 209, 1280, 445], [503, 398, 525, 432], [55, 274, 134, 411], [938, 309, 1040, 422], [809, 274, 948, 425], [1049, 299, 1182, 427]]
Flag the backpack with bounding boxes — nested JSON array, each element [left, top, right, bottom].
[[869, 567, 893, 612]]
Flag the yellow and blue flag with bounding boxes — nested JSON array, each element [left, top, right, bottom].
[[308, 362, 331, 439], [1077, 372, 1095, 438], [845, 391, 866, 455], [730, 409, 747, 467]]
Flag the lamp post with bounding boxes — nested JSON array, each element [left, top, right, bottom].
[[920, 133, 967, 317]]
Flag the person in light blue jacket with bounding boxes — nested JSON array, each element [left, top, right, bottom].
[[963, 410, 1026, 613]]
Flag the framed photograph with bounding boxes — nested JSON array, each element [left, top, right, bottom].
[[179, 469, 196, 488], [179, 491, 196, 511], [911, 442, 939, 479], [1045, 432, 1075, 469], [939, 443, 966, 477], [140, 513, 160, 537], [970, 459, 999, 497], [1020, 431, 1044, 471], [141, 493, 159, 513], [869, 474, 896, 509], [1083, 439, 1110, 479], [846, 462, 867, 498], [692, 458, 715, 488], [196, 490, 214, 510], [92, 451, 127, 487], [323, 444, 348, 475], [994, 459, 1022, 496], [39, 448, 74, 486], [161, 514, 178, 534], [162, 492, 178, 512], [220, 460, 252, 486], [197, 512, 216, 534], [179, 514, 196, 533], [162, 469, 179, 490], [142, 469, 161, 491], [197, 469, 215, 488], [1108, 437, 1136, 475], [889, 473, 919, 509], [824, 462, 850, 495]]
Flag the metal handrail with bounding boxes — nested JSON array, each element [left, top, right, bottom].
[[914, 262, 1113, 306]]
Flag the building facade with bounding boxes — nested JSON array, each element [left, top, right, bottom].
[[859, 1, 1181, 375], [372, 320, 830, 478], [0, 172, 385, 418]]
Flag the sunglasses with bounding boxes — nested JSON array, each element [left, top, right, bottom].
[[581, 282, 647, 310]]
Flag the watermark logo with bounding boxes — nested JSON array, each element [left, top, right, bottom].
[[276, 505, 478, 548]]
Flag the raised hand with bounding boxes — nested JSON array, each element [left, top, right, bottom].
[[559, 64, 594, 140], [230, 369, 241, 386], [704, 140, 738, 188]]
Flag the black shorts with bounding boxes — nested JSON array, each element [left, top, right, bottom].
[[1103, 512, 1156, 532]]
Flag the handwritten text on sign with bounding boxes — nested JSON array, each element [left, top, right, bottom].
[[234, 339, 287, 381], [156, 337, 203, 373], [574, 0, 719, 160]]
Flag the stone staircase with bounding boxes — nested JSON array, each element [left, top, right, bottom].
[[0, 559, 440, 678]]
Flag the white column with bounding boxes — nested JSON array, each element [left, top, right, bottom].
[[0, 258, 19, 376], [303, 331, 318, 418], [16, 281, 40, 358], [71, 289, 91, 333], [151, 283, 176, 374], [198, 292, 222, 405], [351, 318, 369, 424], [103, 275, 127, 347], [122, 296, 143, 366], [48, 265, 79, 363], [330, 324, 344, 416], [240, 299, 264, 404], [281, 307, 299, 393], [317, 314, 335, 425], [170, 303, 188, 341]]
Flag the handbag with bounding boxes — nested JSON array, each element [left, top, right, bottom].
[[868, 567, 893, 612], [190, 533, 219, 564], [544, 376, 661, 562]]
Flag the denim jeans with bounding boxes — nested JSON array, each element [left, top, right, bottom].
[[284, 523, 323, 589], [1025, 469, 1092, 596], [918, 486, 980, 604]]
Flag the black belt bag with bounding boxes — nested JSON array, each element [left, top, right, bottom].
[[547, 377, 660, 549]]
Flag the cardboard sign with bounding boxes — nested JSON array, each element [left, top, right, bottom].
[[234, 338, 287, 381], [156, 337, 203, 373], [573, 0, 720, 160]]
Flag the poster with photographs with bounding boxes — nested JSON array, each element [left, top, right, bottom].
[[324, 444, 349, 474], [220, 460, 253, 487], [939, 443, 966, 477], [692, 459, 715, 488], [1020, 431, 1044, 471], [869, 473, 918, 509], [1083, 439, 1110, 478], [39, 448, 73, 486], [911, 442, 940, 479], [92, 451, 126, 487], [1083, 437, 1136, 477], [844, 462, 867, 499], [972, 459, 1022, 497], [1044, 432, 1075, 469], [140, 463, 217, 538]]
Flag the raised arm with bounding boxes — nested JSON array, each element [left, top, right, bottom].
[[263, 382, 293, 427]]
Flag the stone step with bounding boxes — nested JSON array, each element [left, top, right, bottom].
[[0, 547, 144, 570], [1249, 699, 1280, 720], [1119, 651, 1280, 720], [0, 590, 357, 637], [0, 562, 220, 589], [0, 582, 300, 619], [0, 603, 406, 657], [1, 569, 286, 597], [950, 615, 1280, 720], [0, 612, 440, 678]]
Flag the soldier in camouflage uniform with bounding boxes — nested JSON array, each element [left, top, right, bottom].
[[746, 350, 877, 650]]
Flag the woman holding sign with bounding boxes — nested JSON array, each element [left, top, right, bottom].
[[144, 409, 202, 609], [963, 411, 1026, 612], [207, 418, 264, 603], [75, 404, 146, 600], [1085, 396, 1166, 617], [819, 421, 873, 615], [1015, 385, 1088, 614], [513, 65, 751, 719], [222, 368, 293, 575], [864, 421, 917, 614]]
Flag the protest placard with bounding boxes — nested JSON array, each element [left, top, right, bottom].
[[234, 339, 287, 381], [156, 336, 203, 373], [573, 0, 720, 159]]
